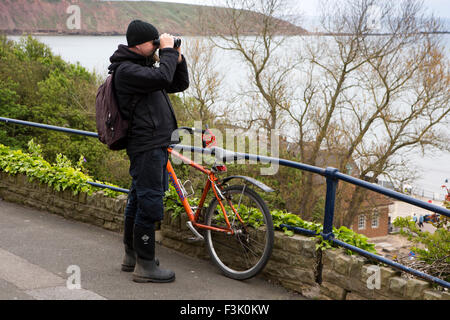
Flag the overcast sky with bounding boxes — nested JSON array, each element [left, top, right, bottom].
[[111, 0, 450, 18]]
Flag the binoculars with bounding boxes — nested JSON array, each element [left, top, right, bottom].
[[153, 37, 181, 48]]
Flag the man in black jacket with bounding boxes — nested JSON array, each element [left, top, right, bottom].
[[108, 20, 189, 283]]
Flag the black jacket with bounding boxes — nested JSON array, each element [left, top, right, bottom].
[[108, 44, 189, 155]]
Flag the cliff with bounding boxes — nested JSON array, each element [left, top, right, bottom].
[[0, 0, 306, 36]]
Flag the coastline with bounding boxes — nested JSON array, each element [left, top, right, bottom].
[[3, 30, 448, 37], [1, 30, 124, 37]]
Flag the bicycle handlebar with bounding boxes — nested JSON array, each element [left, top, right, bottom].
[[175, 126, 216, 148], [176, 126, 206, 135]]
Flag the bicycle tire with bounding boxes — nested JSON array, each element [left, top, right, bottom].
[[205, 185, 274, 280]]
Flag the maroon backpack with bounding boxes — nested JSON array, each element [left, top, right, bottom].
[[95, 70, 138, 150]]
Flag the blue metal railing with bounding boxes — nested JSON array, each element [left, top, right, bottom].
[[1, 116, 449, 289]]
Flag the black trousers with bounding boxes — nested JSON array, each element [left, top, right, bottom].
[[124, 147, 169, 228]]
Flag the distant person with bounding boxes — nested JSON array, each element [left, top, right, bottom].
[[412, 213, 417, 224], [418, 214, 424, 228], [108, 19, 189, 283]]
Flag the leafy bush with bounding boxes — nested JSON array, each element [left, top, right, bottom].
[[0, 141, 122, 197], [0, 35, 133, 188], [272, 208, 376, 254], [393, 216, 450, 282]]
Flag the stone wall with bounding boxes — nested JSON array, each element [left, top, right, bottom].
[[0, 172, 127, 233], [321, 248, 449, 300], [1, 172, 448, 300], [160, 210, 320, 297], [161, 211, 449, 300]]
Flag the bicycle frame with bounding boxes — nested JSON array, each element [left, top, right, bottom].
[[167, 147, 245, 235]]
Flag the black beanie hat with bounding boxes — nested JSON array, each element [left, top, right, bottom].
[[126, 20, 159, 47]]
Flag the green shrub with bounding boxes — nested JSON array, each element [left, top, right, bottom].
[[393, 216, 450, 282], [0, 141, 121, 197], [0, 35, 121, 187]]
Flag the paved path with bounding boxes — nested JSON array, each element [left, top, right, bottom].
[[0, 199, 304, 300]]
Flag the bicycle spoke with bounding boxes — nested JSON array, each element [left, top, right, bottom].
[[237, 185, 245, 209], [244, 236, 266, 250], [233, 236, 253, 268], [211, 234, 259, 270], [236, 237, 261, 259], [205, 185, 274, 279]]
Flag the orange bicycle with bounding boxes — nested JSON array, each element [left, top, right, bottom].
[[166, 126, 274, 280]]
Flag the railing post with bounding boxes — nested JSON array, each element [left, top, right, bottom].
[[322, 167, 339, 240]]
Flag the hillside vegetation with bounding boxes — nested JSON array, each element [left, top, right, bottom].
[[0, 0, 305, 35]]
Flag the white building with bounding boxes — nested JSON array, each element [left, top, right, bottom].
[[389, 196, 444, 221]]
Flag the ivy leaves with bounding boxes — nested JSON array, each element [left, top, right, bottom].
[[0, 141, 120, 197], [273, 209, 376, 254]]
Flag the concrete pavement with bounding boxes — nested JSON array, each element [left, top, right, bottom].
[[0, 198, 304, 300]]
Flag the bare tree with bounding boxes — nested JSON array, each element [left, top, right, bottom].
[[200, 0, 305, 136], [287, 0, 450, 224], [181, 38, 225, 125], [194, 0, 449, 228]]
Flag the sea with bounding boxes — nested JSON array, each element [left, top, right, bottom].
[[6, 34, 450, 200]]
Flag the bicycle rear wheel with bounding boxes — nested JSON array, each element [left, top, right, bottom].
[[205, 185, 274, 280]]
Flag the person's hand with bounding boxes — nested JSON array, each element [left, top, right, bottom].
[[176, 45, 183, 63], [159, 33, 174, 49]]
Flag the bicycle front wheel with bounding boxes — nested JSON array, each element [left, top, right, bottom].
[[205, 185, 274, 280]]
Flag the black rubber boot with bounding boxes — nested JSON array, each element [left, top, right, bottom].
[[121, 217, 136, 272], [122, 218, 159, 272], [122, 245, 136, 272], [133, 224, 175, 283]]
